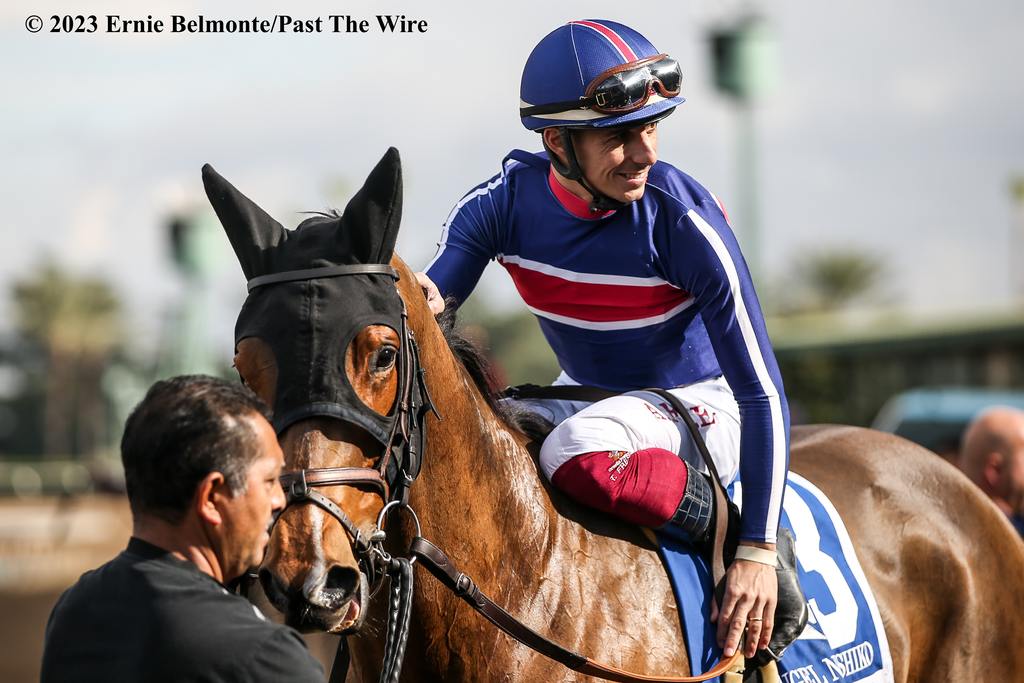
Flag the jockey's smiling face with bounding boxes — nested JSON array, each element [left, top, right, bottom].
[[548, 122, 659, 205]]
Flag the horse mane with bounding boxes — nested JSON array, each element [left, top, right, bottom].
[[435, 302, 552, 443]]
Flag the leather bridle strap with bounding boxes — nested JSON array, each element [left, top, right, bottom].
[[279, 470, 383, 555], [283, 467, 389, 498], [247, 264, 399, 291], [410, 537, 744, 682]]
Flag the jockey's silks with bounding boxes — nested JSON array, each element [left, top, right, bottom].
[[425, 149, 789, 543]]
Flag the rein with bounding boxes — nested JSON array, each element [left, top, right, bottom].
[[253, 263, 743, 683], [409, 536, 744, 682]]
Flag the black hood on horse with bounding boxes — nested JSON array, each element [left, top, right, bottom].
[[202, 148, 404, 443]]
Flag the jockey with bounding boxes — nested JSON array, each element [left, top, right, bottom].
[[417, 20, 791, 661]]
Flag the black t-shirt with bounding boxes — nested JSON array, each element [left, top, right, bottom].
[[41, 538, 324, 683]]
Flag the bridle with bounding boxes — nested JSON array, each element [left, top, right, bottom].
[[248, 263, 436, 683], [246, 262, 745, 683], [249, 263, 435, 538]]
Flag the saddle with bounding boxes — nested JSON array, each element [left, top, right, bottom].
[[506, 383, 809, 670]]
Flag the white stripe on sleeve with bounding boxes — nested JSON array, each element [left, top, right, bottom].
[[686, 209, 787, 542], [424, 159, 519, 271]]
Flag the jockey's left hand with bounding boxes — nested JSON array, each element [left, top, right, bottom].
[[414, 271, 445, 315], [711, 542, 778, 659]]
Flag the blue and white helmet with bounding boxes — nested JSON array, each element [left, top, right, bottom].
[[519, 20, 685, 131]]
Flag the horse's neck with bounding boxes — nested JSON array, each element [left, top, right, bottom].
[[409, 352, 552, 561], [389, 309, 689, 679]]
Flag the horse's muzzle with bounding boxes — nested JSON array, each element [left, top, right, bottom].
[[260, 566, 370, 634]]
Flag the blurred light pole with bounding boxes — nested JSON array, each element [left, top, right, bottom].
[[709, 15, 778, 285], [163, 211, 225, 377], [1013, 176, 1024, 301]]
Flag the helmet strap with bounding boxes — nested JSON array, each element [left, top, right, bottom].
[[543, 127, 627, 213]]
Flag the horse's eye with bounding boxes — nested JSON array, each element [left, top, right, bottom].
[[374, 346, 398, 372]]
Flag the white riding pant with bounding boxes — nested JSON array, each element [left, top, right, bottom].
[[515, 374, 741, 487]]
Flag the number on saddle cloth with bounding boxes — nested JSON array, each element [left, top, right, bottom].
[[729, 475, 893, 682]]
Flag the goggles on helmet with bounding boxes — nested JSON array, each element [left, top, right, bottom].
[[521, 54, 682, 119]]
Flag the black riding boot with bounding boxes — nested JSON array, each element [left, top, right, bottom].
[[747, 527, 809, 666], [657, 462, 716, 547]]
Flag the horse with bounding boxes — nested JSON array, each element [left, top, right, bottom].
[[205, 149, 1024, 681]]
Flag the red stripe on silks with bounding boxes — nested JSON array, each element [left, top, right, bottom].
[[551, 448, 686, 527], [548, 167, 615, 220], [501, 262, 690, 323], [571, 20, 639, 62]]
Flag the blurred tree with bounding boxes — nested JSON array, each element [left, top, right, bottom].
[[11, 261, 122, 458], [776, 248, 886, 315]]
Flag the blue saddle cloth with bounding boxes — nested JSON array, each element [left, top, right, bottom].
[[656, 473, 894, 682]]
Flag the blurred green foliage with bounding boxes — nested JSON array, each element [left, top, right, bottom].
[[5, 260, 123, 458]]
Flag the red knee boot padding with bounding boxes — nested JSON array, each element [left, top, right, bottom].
[[550, 447, 686, 527]]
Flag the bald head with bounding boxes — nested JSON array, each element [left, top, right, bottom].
[[959, 406, 1024, 517]]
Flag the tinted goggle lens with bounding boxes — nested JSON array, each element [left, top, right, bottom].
[[589, 57, 682, 113], [649, 58, 683, 94]]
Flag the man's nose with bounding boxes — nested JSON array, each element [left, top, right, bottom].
[[627, 133, 657, 166], [271, 480, 286, 512]]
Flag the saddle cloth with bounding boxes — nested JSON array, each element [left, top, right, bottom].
[[656, 472, 895, 682]]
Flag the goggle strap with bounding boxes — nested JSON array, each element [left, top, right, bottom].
[[520, 98, 594, 118]]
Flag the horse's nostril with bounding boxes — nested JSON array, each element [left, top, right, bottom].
[[258, 568, 289, 612], [323, 565, 359, 596]]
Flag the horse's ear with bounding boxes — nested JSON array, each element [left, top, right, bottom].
[[338, 147, 402, 264], [202, 164, 287, 279]]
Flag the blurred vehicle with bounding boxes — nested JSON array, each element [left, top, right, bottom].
[[871, 387, 1024, 459]]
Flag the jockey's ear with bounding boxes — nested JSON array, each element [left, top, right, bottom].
[[202, 164, 287, 280], [337, 147, 403, 265]]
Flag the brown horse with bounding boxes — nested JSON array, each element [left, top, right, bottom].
[[207, 150, 1024, 681]]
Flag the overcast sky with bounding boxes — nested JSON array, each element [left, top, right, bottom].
[[2, 0, 1022, 361]]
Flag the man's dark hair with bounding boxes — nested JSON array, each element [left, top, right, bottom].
[[121, 375, 273, 523]]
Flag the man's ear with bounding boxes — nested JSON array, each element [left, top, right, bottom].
[[543, 128, 567, 166], [195, 471, 228, 526]]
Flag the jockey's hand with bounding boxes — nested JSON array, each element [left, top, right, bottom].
[[711, 542, 778, 659], [414, 271, 445, 316]]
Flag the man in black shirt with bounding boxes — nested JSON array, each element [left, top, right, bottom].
[[41, 375, 324, 682]]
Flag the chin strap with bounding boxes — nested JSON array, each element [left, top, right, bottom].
[[542, 127, 628, 213], [540, 108, 677, 213]]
